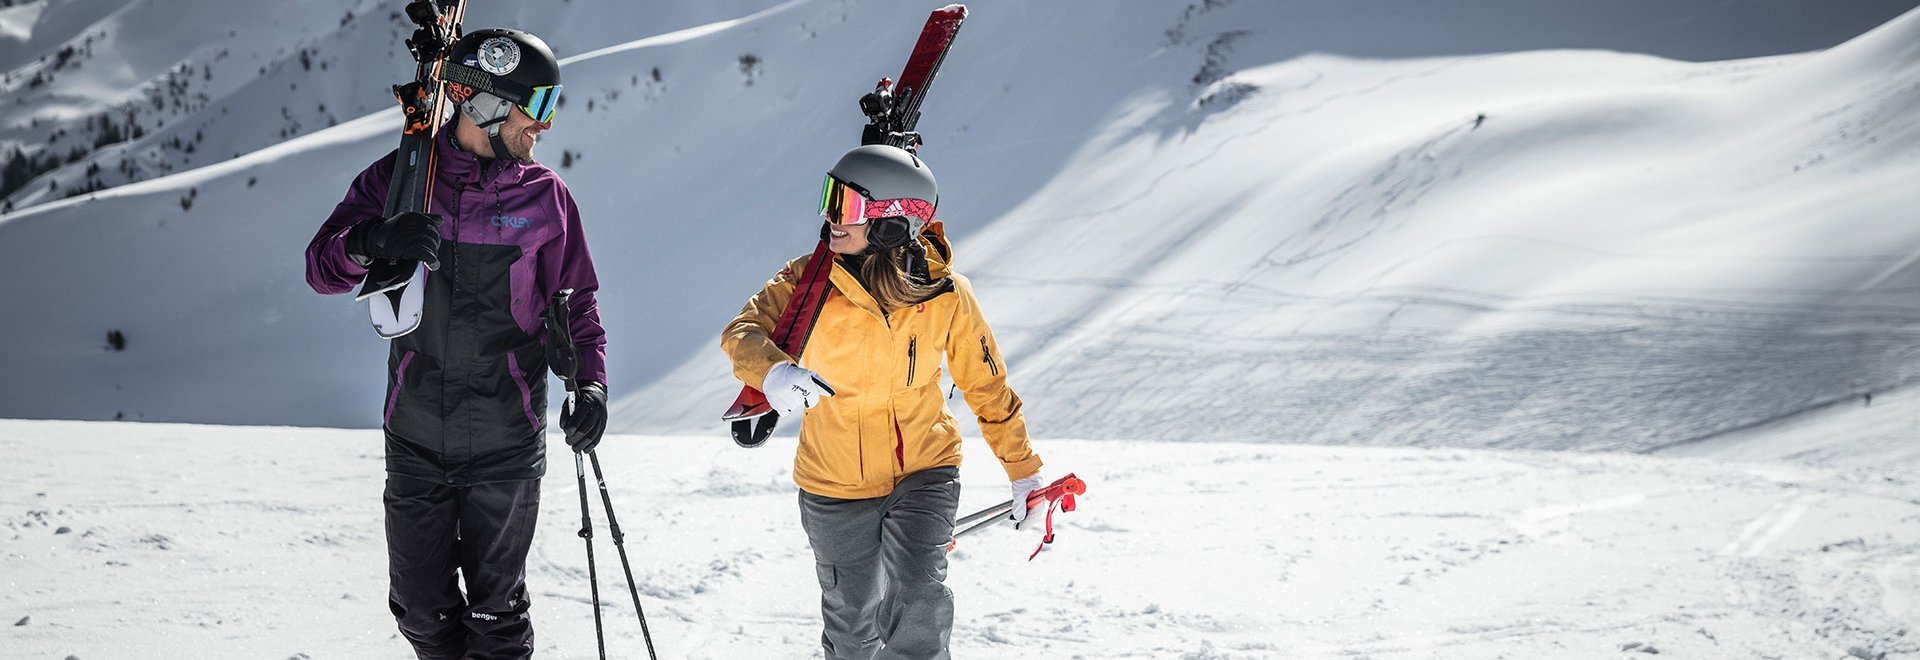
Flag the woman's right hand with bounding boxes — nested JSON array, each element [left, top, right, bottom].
[[764, 362, 835, 418]]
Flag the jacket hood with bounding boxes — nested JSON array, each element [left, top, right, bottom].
[[918, 220, 953, 281]]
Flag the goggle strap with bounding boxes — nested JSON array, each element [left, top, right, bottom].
[[446, 62, 560, 123]]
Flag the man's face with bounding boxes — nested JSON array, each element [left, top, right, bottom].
[[497, 105, 551, 163]]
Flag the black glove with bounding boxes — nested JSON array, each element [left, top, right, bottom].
[[345, 211, 443, 271], [562, 381, 608, 452]]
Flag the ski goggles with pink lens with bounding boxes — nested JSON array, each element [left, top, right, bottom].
[[818, 174, 936, 226]]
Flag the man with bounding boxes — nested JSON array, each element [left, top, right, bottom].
[[303, 28, 607, 659]]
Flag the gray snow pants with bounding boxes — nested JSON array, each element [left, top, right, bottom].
[[799, 466, 962, 660]]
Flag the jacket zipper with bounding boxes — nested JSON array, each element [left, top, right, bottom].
[[980, 336, 999, 376], [441, 184, 464, 476], [906, 336, 917, 387]]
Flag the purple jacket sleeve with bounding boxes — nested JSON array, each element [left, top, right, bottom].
[[305, 151, 397, 294], [541, 185, 608, 386]]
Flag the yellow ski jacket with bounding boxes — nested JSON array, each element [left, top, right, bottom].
[[722, 225, 1042, 499]]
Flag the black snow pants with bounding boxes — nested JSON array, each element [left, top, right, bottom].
[[384, 474, 541, 660]]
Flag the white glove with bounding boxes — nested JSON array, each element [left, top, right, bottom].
[[1009, 473, 1044, 528], [763, 362, 834, 419]]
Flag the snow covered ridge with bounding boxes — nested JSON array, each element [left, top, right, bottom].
[[0, 1, 1917, 454], [2, 420, 1917, 658], [0, 0, 794, 212]]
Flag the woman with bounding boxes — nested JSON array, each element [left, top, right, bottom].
[[722, 144, 1046, 659]]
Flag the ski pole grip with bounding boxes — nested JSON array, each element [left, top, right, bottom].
[[544, 289, 579, 390], [1026, 473, 1084, 512], [1061, 474, 1086, 496]]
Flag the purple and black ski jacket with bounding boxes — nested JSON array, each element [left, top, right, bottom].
[[306, 129, 606, 485]]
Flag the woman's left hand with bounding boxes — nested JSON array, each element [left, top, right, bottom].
[[1009, 473, 1044, 528]]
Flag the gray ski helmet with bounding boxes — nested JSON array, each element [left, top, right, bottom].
[[826, 145, 938, 250]]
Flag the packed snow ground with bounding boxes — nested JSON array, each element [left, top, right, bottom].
[[4, 417, 1917, 659]]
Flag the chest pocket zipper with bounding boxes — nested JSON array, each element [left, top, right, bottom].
[[981, 336, 1000, 377], [906, 336, 918, 387]]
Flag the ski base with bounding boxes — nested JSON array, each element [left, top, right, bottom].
[[366, 262, 428, 339], [723, 388, 778, 448]]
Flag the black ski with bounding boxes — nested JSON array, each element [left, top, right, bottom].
[[358, 0, 469, 339]]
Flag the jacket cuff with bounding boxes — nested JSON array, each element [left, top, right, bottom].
[[329, 225, 372, 277], [576, 349, 607, 386], [740, 348, 794, 391], [999, 454, 1042, 482]]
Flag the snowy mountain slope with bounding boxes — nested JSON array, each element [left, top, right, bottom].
[[0, 0, 789, 210], [622, 4, 1920, 451], [1657, 380, 1920, 468], [3, 419, 1916, 658], [0, 1, 1916, 454]]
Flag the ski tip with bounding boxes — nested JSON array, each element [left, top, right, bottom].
[[353, 280, 407, 302], [354, 260, 420, 301], [936, 4, 967, 16], [722, 396, 772, 422]]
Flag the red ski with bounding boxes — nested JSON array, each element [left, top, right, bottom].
[[723, 4, 970, 447]]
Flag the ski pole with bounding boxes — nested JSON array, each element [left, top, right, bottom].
[[951, 504, 1013, 541], [574, 451, 607, 659], [587, 449, 659, 660], [549, 289, 655, 657], [950, 474, 1086, 544]]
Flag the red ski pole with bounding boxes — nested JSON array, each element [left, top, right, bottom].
[[949, 474, 1085, 555]]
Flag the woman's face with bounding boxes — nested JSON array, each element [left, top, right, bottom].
[[827, 221, 869, 255]]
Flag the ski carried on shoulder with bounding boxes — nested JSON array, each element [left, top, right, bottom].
[[358, 0, 469, 339], [722, 4, 970, 447]]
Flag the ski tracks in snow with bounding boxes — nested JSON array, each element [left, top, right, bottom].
[[1718, 491, 1819, 558], [1508, 491, 1650, 540]]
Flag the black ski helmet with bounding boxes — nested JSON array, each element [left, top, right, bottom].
[[825, 145, 938, 251], [443, 28, 562, 156]]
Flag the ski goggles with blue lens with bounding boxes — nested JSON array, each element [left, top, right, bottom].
[[518, 84, 561, 124]]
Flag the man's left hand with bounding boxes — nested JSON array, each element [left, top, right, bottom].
[[563, 381, 608, 452]]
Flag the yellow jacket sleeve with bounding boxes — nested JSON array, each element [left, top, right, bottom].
[[947, 274, 1042, 481], [721, 255, 806, 390]]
